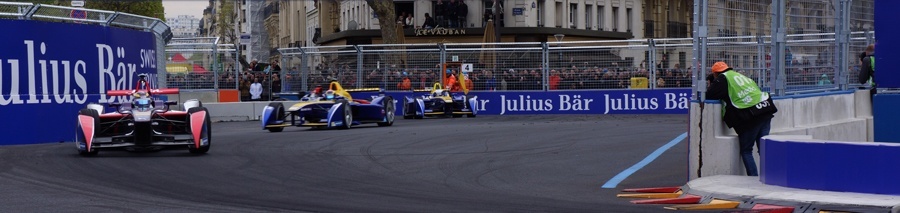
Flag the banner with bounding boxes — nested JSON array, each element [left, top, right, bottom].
[[0, 20, 158, 145], [356, 89, 691, 115]]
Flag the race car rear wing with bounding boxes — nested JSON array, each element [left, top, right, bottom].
[[106, 88, 180, 97]]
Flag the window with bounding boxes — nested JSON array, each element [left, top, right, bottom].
[[612, 7, 619, 31], [537, 0, 542, 27], [556, 2, 563, 27], [585, 5, 592, 29], [241, 9, 246, 23], [626, 8, 632, 32], [598, 6, 604, 30], [569, 3, 577, 28]]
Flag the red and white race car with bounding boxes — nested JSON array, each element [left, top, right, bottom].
[[75, 74, 211, 156]]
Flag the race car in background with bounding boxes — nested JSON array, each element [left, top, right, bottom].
[[260, 81, 396, 132], [403, 83, 477, 119], [75, 74, 211, 156]]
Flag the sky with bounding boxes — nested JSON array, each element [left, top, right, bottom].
[[162, 0, 208, 19]]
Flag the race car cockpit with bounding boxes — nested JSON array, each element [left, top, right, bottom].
[[132, 91, 154, 112], [323, 90, 345, 101]]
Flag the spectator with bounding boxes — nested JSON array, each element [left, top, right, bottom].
[[423, 13, 435, 29], [549, 69, 560, 90], [240, 77, 251, 101], [656, 77, 666, 88], [250, 78, 263, 101], [464, 74, 473, 91], [248, 60, 259, 72], [457, 1, 468, 28], [405, 14, 414, 28], [483, 9, 492, 27], [398, 73, 412, 90], [447, 0, 458, 28], [272, 74, 282, 94], [858, 44, 875, 98], [435, 0, 446, 27]]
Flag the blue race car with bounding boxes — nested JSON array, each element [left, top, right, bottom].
[[260, 81, 396, 132], [403, 83, 477, 119]]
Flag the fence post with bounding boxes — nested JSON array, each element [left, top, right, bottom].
[[542, 42, 549, 91], [692, 0, 709, 101], [212, 41, 219, 91], [24, 4, 38, 20], [439, 43, 447, 87], [770, 0, 787, 96], [300, 48, 308, 92], [355, 45, 363, 88], [835, 0, 851, 91], [234, 48, 239, 90], [648, 39, 657, 90], [279, 52, 286, 93], [756, 36, 766, 86]]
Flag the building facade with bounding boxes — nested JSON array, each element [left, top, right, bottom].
[[167, 15, 202, 38], [317, 0, 644, 45]]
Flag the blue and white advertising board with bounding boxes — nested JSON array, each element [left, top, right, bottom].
[[357, 89, 691, 115], [0, 19, 158, 145]]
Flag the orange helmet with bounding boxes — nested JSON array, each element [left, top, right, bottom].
[[711, 62, 730, 73]]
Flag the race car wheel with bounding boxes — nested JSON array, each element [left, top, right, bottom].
[[77, 108, 100, 157], [187, 107, 211, 154], [378, 97, 395, 126], [338, 100, 352, 129], [266, 102, 285, 132]]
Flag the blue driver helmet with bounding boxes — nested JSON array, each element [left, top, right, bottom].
[[324, 90, 336, 100]]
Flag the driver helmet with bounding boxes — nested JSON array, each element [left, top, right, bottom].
[[133, 91, 148, 99], [432, 89, 444, 96], [324, 90, 336, 100], [135, 98, 152, 111]]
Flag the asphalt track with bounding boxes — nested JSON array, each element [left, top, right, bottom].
[[0, 115, 689, 212]]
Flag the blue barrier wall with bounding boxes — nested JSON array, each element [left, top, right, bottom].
[[352, 89, 691, 115], [760, 137, 900, 195], [0, 19, 158, 145]]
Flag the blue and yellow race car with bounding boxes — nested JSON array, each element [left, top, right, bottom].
[[403, 83, 477, 119], [260, 81, 396, 132]]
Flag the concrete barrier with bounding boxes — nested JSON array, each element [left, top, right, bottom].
[[166, 91, 220, 106], [689, 90, 873, 180], [761, 135, 900, 195], [203, 101, 301, 122]]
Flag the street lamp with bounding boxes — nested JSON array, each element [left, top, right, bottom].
[[554, 34, 564, 61]]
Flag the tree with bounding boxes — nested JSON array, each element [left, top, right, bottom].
[[8, 0, 60, 5], [84, 0, 165, 21], [215, 0, 250, 70], [365, 0, 404, 67]]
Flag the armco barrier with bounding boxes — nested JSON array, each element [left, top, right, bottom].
[[199, 89, 692, 122], [0, 19, 159, 145], [761, 135, 900, 195]]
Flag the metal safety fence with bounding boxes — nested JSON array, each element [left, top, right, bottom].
[[694, 0, 874, 100], [0, 1, 172, 84], [274, 32, 871, 96], [164, 38, 239, 91]]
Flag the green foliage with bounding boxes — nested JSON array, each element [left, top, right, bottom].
[[217, 0, 234, 43], [5, 0, 60, 5], [84, 0, 165, 21]]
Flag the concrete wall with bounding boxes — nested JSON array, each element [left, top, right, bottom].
[[166, 91, 220, 107], [203, 101, 301, 122], [688, 90, 874, 180]]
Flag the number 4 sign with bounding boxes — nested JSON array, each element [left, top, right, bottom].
[[461, 63, 473, 73]]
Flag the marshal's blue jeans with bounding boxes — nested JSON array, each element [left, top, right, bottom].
[[735, 116, 772, 176]]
